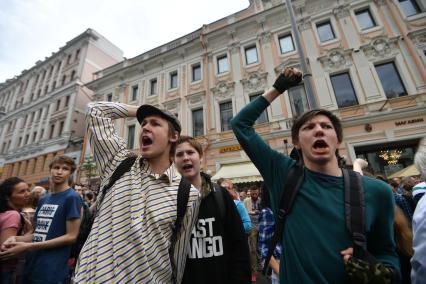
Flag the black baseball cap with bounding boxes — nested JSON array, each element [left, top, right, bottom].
[[136, 104, 181, 134]]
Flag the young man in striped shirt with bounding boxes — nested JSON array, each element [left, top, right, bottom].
[[74, 102, 201, 283]]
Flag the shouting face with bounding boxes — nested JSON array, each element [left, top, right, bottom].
[[295, 114, 341, 167], [174, 142, 202, 181], [139, 115, 178, 160]]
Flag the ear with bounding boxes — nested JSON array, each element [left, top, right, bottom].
[[170, 132, 179, 143]]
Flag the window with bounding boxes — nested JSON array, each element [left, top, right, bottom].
[[37, 89, 41, 98], [32, 132, 37, 142], [355, 9, 376, 30], [40, 129, 44, 140], [61, 75, 66, 86], [245, 46, 258, 65], [192, 109, 204, 137], [59, 121, 64, 135], [330, 73, 358, 108], [64, 96, 70, 107], [398, 0, 422, 17], [67, 54, 72, 64], [317, 21, 335, 42], [279, 34, 295, 54], [75, 49, 81, 60], [288, 85, 309, 117], [127, 125, 135, 149], [192, 64, 201, 82], [150, 79, 158, 95], [52, 81, 56, 90], [219, 101, 233, 132], [18, 137, 22, 147], [49, 124, 55, 139], [44, 85, 48, 95], [217, 55, 229, 74], [56, 99, 61, 111], [170, 71, 178, 89], [375, 62, 407, 98], [131, 85, 138, 101], [250, 94, 269, 124], [107, 93, 113, 102], [25, 134, 29, 145], [70, 70, 76, 81]]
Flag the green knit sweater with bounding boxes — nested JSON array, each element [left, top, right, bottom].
[[231, 96, 399, 283]]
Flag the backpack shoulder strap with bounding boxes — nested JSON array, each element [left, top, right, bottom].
[[212, 183, 225, 220], [342, 168, 366, 258], [263, 163, 304, 275], [169, 177, 191, 283], [98, 155, 137, 207]]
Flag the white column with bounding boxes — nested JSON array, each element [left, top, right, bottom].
[[10, 117, 25, 150], [63, 92, 76, 135], [35, 107, 48, 142], [43, 102, 55, 140]]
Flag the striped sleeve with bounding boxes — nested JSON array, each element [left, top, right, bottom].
[[86, 102, 131, 178]]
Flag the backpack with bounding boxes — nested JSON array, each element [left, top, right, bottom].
[[70, 200, 92, 259], [262, 165, 375, 275], [79, 156, 192, 278]]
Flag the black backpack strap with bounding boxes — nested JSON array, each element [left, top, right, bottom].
[[169, 177, 191, 283], [342, 168, 368, 260], [263, 163, 304, 275], [97, 155, 137, 208], [212, 183, 225, 220]]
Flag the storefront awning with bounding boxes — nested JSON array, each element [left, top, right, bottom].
[[211, 162, 263, 184]]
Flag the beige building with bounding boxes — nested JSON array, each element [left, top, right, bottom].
[[0, 29, 123, 186], [84, 0, 426, 183]]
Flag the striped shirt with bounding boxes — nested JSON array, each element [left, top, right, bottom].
[[74, 102, 201, 283]]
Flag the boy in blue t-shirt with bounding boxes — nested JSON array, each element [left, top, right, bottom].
[[0, 155, 81, 283]]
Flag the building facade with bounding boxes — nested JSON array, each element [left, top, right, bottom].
[[85, 0, 426, 183], [0, 29, 123, 186]]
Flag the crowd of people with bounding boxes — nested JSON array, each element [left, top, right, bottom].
[[0, 67, 425, 284]]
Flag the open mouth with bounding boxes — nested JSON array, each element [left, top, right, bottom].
[[313, 140, 328, 149], [141, 136, 153, 146], [182, 164, 193, 171]]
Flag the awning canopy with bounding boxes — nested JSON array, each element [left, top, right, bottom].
[[388, 164, 419, 178], [211, 162, 263, 184]]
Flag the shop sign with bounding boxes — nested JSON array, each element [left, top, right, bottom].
[[395, 118, 424, 126], [219, 145, 241, 153]]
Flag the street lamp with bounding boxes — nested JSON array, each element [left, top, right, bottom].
[[284, 0, 318, 109]]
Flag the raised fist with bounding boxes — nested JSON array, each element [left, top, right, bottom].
[[273, 67, 302, 94]]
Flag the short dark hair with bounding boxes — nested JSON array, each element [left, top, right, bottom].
[[0, 177, 25, 212], [49, 155, 77, 174], [291, 109, 343, 145]]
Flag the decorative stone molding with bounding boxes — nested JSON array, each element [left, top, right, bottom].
[[407, 29, 426, 47], [186, 91, 206, 108], [211, 81, 235, 101], [274, 58, 302, 74], [298, 16, 312, 31], [228, 42, 241, 54], [258, 31, 271, 45], [318, 48, 353, 71], [240, 72, 268, 94], [373, 0, 387, 6], [333, 4, 351, 18], [360, 36, 400, 60], [163, 98, 181, 113]]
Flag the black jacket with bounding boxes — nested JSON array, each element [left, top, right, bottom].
[[181, 173, 250, 284]]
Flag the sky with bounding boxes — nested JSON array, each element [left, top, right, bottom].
[[0, 0, 249, 83]]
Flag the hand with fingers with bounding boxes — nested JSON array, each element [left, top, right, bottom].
[[273, 67, 303, 94]]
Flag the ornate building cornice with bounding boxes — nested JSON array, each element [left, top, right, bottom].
[[240, 72, 268, 94], [211, 81, 235, 101], [360, 36, 400, 60], [318, 48, 354, 72]]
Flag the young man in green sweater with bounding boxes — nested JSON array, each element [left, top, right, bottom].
[[231, 68, 399, 283]]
